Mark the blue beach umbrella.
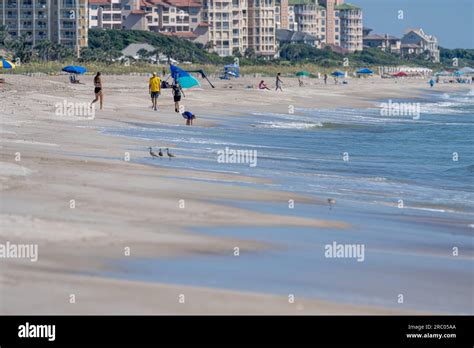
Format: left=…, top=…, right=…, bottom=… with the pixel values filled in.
left=170, top=64, right=201, bottom=89
left=0, top=58, right=15, bottom=69
left=331, top=71, right=345, bottom=77
left=356, top=68, right=373, bottom=74
left=62, top=65, right=87, bottom=75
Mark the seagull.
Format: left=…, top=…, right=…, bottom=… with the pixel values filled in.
left=149, top=147, right=160, bottom=159
left=166, top=148, right=175, bottom=159
left=158, top=148, right=163, bottom=157
left=327, top=198, right=336, bottom=210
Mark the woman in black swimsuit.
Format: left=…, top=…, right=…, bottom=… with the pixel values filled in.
left=91, top=72, right=103, bottom=110
left=172, top=82, right=185, bottom=113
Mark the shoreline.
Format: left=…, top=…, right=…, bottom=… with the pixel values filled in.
left=1, top=75, right=472, bottom=314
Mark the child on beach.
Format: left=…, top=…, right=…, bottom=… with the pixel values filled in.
left=149, top=72, right=161, bottom=111
left=172, top=82, right=185, bottom=113
left=91, top=72, right=103, bottom=110
left=182, top=111, right=196, bottom=126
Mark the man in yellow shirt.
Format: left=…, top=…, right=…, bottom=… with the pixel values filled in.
left=149, top=72, right=161, bottom=111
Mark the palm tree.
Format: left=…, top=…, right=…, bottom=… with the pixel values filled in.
left=137, top=48, right=150, bottom=62
left=35, top=40, right=53, bottom=61
left=150, top=48, right=161, bottom=64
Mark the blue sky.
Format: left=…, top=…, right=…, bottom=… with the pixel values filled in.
left=354, top=0, right=474, bottom=49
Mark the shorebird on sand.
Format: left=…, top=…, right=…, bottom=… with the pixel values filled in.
left=158, top=148, right=163, bottom=157
left=166, top=148, right=175, bottom=159
left=149, top=147, right=160, bottom=159
left=327, top=198, right=336, bottom=210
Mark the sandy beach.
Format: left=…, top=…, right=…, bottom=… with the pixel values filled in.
left=0, top=73, right=471, bottom=314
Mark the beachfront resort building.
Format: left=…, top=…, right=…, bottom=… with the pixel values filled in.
left=247, top=0, right=277, bottom=58
left=276, top=28, right=317, bottom=46
left=202, top=0, right=248, bottom=56
left=204, top=0, right=277, bottom=58
left=401, top=28, right=440, bottom=63
left=275, top=0, right=362, bottom=52
left=107, top=1, right=208, bottom=44
left=289, top=0, right=325, bottom=46
left=335, top=1, right=362, bottom=51
left=89, top=0, right=123, bottom=29
left=363, top=28, right=401, bottom=53
left=1, top=0, right=89, bottom=55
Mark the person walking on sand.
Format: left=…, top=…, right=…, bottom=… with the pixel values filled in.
left=276, top=73, right=283, bottom=91
left=91, top=72, right=103, bottom=110
left=324, top=73, right=328, bottom=85
left=182, top=111, right=196, bottom=126
left=172, top=82, right=184, bottom=113
left=149, top=72, right=161, bottom=111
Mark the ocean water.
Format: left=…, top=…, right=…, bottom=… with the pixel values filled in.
left=104, top=88, right=474, bottom=214
left=99, top=89, right=474, bottom=313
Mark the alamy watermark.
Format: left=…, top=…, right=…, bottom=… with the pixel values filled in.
left=0, top=241, right=38, bottom=262
left=325, top=241, right=365, bottom=262
left=217, top=147, right=257, bottom=167
left=380, top=100, right=420, bottom=120
left=55, top=100, right=95, bottom=120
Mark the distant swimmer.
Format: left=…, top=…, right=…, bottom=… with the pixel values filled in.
left=166, top=148, right=175, bottom=159
left=149, top=72, right=161, bottom=111
left=149, top=147, right=160, bottom=159
left=327, top=198, right=336, bottom=210
left=182, top=111, right=196, bottom=126
left=91, top=72, right=103, bottom=110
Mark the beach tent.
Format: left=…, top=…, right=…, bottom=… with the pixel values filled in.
left=62, top=65, right=87, bottom=74
left=356, top=68, right=373, bottom=74
left=394, top=71, right=408, bottom=77
left=296, top=71, right=310, bottom=77
left=223, top=63, right=240, bottom=78
left=170, top=64, right=201, bottom=89
left=0, top=59, right=15, bottom=69
left=457, top=67, right=474, bottom=74
left=434, top=71, right=452, bottom=77
left=331, top=71, right=345, bottom=77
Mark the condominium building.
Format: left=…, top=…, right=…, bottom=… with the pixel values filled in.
left=247, top=0, right=276, bottom=57
left=203, top=0, right=248, bottom=57
left=1, top=0, right=88, bottom=55
left=290, top=0, right=325, bottom=45
left=318, top=0, right=338, bottom=46
left=1, top=0, right=52, bottom=44
left=277, top=0, right=288, bottom=29
left=276, top=0, right=362, bottom=52
left=89, top=0, right=122, bottom=29
left=335, top=1, right=362, bottom=51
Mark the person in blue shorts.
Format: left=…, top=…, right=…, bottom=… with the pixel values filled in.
left=182, top=111, right=196, bottom=126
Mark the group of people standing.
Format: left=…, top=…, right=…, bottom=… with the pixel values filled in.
left=90, top=71, right=196, bottom=126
